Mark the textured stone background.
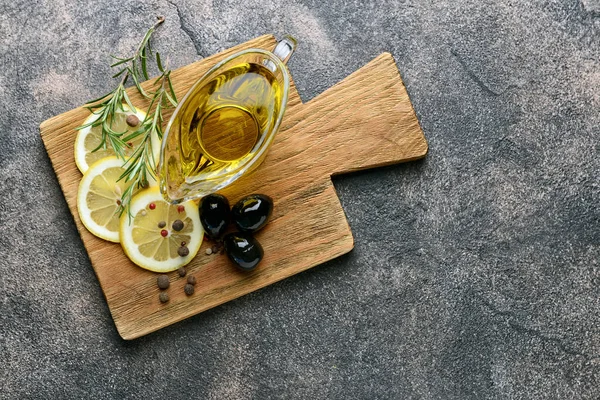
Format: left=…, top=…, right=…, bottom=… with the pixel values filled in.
left=1, top=0, right=599, bottom=398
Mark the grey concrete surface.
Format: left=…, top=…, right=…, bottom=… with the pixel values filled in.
left=1, top=0, right=599, bottom=398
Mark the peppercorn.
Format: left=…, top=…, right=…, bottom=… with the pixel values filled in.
left=178, top=246, right=189, bottom=257
left=159, top=292, right=169, bottom=303
left=205, top=248, right=212, bottom=255
left=187, top=275, right=196, bottom=285
left=157, top=274, right=170, bottom=289
left=177, top=267, right=187, bottom=277
left=172, top=219, right=184, bottom=231
left=184, top=283, right=194, bottom=296
left=126, top=114, right=140, bottom=127
left=158, top=221, right=166, bottom=228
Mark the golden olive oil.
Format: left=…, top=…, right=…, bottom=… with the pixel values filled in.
left=162, top=62, right=282, bottom=199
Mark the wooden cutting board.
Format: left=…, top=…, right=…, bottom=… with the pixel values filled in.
left=40, top=35, right=427, bottom=339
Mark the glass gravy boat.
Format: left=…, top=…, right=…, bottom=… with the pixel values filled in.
left=159, top=36, right=297, bottom=203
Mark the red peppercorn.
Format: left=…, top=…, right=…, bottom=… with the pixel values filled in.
left=149, top=203, right=156, bottom=210
left=160, top=229, right=168, bottom=237
left=177, top=205, right=185, bottom=213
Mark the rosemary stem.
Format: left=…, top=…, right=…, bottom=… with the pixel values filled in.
left=119, top=16, right=165, bottom=88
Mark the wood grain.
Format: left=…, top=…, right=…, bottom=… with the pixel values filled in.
left=40, top=35, right=427, bottom=339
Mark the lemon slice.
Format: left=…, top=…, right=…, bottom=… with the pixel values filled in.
left=77, top=156, right=143, bottom=242
left=120, top=187, right=203, bottom=272
left=74, top=105, right=160, bottom=174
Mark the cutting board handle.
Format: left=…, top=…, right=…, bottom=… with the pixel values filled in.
left=277, top=53, right=427, bottom=179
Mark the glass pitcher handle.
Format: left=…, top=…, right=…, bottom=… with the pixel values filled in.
left=272, top=36, right=297, bottom=65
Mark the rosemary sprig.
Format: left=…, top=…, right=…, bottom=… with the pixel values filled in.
left=118, top=54, right=178, bottom=215
left=74, top=16, right=165, bottom=156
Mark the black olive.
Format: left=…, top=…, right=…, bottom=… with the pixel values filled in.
left=199, top=193, right=231, bottom=239
left=223, top=232, right=264, bottom=271
left=232, top=194, right=273, bottom=233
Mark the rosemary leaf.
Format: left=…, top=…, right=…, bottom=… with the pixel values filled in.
left=167, top=73, right=178, bottom=103
left=110, top=58, right=133, bottom=68
left=165, top=91, right=178, bottom=108
left=112, top=68, right=127, bottom=79
left=141, top=47, right=149, bottom=80
left=122, top=90, right=137, bottom=115
left=130, top=71, right=148, bottom=98
left=85, top=91, right=112, bottom=105
left=156, top=52, right=164, bottom=73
